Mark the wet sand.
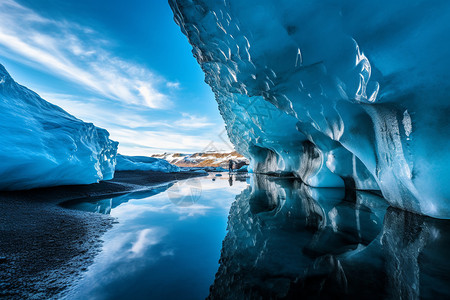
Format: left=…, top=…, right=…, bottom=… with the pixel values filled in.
left=0, top=171, right=204, bottom=299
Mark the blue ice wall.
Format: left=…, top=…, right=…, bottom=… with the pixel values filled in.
left=0, top=64, right=118, bottom=190
left=170, top=0, right=450, bottom=218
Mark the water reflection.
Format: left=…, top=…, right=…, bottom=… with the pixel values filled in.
left=209, top=175, right=450, bottom=299
left=61, top=183, right=174, bottom=214
left=63, top=173, right=450, bottom=299
left=64, top=173, right=249, bottom=300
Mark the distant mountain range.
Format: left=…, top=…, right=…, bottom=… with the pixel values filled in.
left=152, top=151, right=249, bottom=169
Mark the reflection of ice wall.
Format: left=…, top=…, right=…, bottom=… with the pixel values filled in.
left=209, top=174, right=450, bottom=298
left=209, top=174, right=387, bottom=299
left=0, top=64, right=118, bottom=190
left=170, top=0, right=450, bottom=218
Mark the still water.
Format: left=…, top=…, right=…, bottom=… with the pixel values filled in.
left=64, top=173, right=450, bottom=299
left=63, top=173, right=249, bottom=300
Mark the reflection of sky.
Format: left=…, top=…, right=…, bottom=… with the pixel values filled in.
left=66, top=174, right=249, bottom=300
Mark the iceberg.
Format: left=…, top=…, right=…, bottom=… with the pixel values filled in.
left=170, top=0, right=450, bottom=218
left=116, top=154, right=180, bottom=172
left=0, top=64, right=118, bottom=190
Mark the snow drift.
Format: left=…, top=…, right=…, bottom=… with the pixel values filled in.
left=0, top=64, right=118, bottom=190
left=116, top=154, right=180, bottom=172
left=170, top=0, right=450, bottom=218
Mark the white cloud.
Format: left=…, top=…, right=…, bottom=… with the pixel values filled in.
left=38, top=92, right=230, bottom=154
left=174, top=113, right=215, bottom=129
left=166, top=81, right=180, bottom=89
left=42, top=92, right=220, bottom=129
left=39, top=93, right=168, bottom=128
left=112, top=128, right=231, bottom=154
left=0, top=1, right=234, bottom=154
left=137, top=84, right=169, bottom=109
left=0, top=0, right=175, bottom=109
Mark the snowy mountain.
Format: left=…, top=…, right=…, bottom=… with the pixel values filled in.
left=152, top=151, right=249, bottom=169
left=0, top=64, right=118, bottom=190
left=171, top=0, right=450, bottom=218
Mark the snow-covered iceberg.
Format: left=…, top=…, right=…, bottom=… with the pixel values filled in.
left=170, top=0, right=450, bottom=218
left=116, top=154, right=180, bottom=172
left=0, top=64, right=118, bottom=190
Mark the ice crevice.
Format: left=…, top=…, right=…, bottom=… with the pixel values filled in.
left=170, top=0, right=450, bottom=218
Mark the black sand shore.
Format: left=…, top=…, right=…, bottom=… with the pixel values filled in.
left=0, top=171, right=204, bottom=299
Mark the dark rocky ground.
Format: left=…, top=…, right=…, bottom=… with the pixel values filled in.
left=0, top=171, right=204, bottom=299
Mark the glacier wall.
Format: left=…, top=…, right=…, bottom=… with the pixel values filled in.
left=170, top=0, right=450, bottom=218
left=0, top=64, right=118, bottom=190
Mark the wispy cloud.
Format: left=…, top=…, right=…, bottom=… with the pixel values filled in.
left=130, top=228, right=163, bottom=257
left=166, top=81, right=180, bottom=89
left=40, top=92, right=230, bottom=154
left=111, top=128, right=231, bottom=154
left=0, top=0, right=176, bottom=109
left=0, top=0, right=233, bottom=155
left=42, top=92, right=218, bottom=131
left=174, top=113, right=215, bottom=129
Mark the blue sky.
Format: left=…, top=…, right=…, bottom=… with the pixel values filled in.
left=0, top=0, right=233, bottom=155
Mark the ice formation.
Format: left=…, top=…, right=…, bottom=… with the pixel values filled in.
left=170, top=0, right=450, bottom=218
left=209, top=174, right=448, bottom=298
left=116, top=154, right=180, bottom=172
left=0, top=64, right=118, bottom=190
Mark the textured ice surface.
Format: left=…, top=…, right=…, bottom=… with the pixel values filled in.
left=116, top=154, right=180, bottom=172
left=0, top=64, right=118, bottom=190
left=170, top=0, right=450, bottom=218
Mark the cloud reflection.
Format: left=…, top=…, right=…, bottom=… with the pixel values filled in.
left=130, top=228, right=163, bottom=258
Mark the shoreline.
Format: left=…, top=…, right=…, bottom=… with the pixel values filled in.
left=0, top=171, right=205, bottom=299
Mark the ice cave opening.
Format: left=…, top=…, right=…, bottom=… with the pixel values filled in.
left=169, top=0, right=450, bottom=219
